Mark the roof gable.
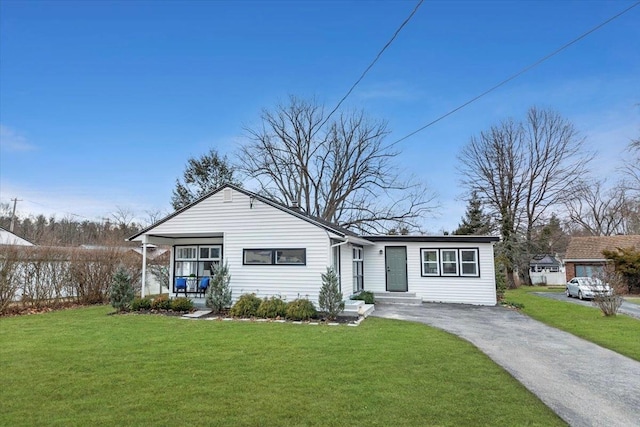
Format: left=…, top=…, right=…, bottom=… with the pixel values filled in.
left=129, top=184, right=350, bottom=240
left=565, top=235, right=640, bottom=260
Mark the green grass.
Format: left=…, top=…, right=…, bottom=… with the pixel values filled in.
left=505, top=287, right=640, bottom=361
left=0, top=306, right=563, bottom=426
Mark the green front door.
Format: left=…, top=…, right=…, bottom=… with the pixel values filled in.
left=385, top=246, right=408, bottom=292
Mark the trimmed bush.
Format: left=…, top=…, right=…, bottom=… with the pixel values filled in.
left=151, top=294, right=171, bottom=310
left=131, top=297, right=152, bottom=311
left=230, top=293, right=262, bottom=318
left=109, top=267, right=134, bottom=312
left=350, top=291, right=375, bottom=305
left=319, top=268, right=344, bottom=320
left=256, top=296, right=287, bottom=318
left=206, top=263, right=232, bottom=314
left=286, top=299, right=317, bottom=321
left=171, top=297, right=194, bottom=312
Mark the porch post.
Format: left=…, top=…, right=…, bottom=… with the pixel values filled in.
left=141, top=236, right=148, bottom=298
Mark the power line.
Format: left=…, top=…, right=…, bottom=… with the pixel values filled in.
left=318, top=0, right=424, bottom=130
left=390, top=0, right=640, bottom=146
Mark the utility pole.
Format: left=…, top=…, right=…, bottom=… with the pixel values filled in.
left=9, top=198, right=22, bottom=232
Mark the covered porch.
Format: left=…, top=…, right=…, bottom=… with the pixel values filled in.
left=134, top=232, right=224, bottom=298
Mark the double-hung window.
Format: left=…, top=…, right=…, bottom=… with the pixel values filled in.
left=441, top=250, right=458, bottom=276
left=460, top=249, right=479, bottom=276
left=421, top=249, right=439, bottom=276
left=420, top=248, right=480, bottom=277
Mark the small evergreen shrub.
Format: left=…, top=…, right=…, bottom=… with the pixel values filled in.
left=230, top=293, right=262, bottom=317
left=131, top=297, right=152, bottom=311
left=256, top=296, right=287, bottom=318
left=109, top=267, right=134, bottom=312
left=286, top=298, right=317, bottom=321
left=206, top=262, right=232, bottom=314
left=151, top=294, right=171, bottom=310
left=350, top=291, right=375, bottom=305
left=319, top=268, right=344, bottom=320
left=171, top=297, right=194, bottom=312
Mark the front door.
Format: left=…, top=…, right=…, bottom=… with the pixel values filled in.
left=385, top=246, right=408, bottom=292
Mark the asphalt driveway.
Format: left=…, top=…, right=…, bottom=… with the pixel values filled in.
left=534, top=292, right=640, bottom=319
left=372, top=303, right=640, bottom=427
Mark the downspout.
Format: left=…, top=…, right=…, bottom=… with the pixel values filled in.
left=141, top=236, right=148, bottom=298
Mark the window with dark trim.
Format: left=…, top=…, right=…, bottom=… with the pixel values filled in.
left=460, top=249, right=479, bottom=276
left=419, top=248, right=480, bottom=278
left=441, top=250, right=458, bottom=276
left=353, top=246, right=364, bottom=292
left=243, top=248, right=306, bottom=265
left=173, top=244, right=222, bottom=293
left=421, top=249, right=439, bottom=276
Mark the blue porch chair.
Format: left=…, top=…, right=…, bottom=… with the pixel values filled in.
left=198, top=277, right=210, bottom=297
left=175, top=277, right=188, bottom=296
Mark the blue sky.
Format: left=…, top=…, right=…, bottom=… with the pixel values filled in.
left=1, top=0, right=639, bottom=233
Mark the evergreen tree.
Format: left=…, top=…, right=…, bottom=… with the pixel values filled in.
left=318, top=267, right=344, bottom=320
left=109, top=267, right=134, bottom=312
left=453, top=192, right=491, bottom=235
left=171, top=149, right=241, bottom=210
left=205, top=263, right=232, bottom=314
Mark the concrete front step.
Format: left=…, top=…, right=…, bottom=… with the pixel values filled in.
left=373, top=292, right=422, bottom=305
left=342, top=300, right=375, bottom=318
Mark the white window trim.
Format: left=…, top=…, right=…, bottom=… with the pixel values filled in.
left=440, top=249, right=459, bottom=276
left=460, top=249, right=479, bottom=277
left=176, top=246, right=197, bottom=261
left=199, top=245, right=222, bottom=261
left=421, top=249, right=440, bottom=276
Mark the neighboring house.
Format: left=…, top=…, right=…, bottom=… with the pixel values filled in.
left=0, top=227, right=35, bottom=246
left=564, top=235, right=640, bottom=282
left=530, top=254, right=561, bottom=273
left=129, top=185, right=499, bottom=306
left=529, top=254, right=565, bottom=285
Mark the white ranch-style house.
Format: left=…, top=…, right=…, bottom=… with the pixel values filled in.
left=129, top=185, right=499, bottom=306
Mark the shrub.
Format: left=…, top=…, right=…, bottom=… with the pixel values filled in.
left=350, top=290, right=375, bottom=305
left=230, top=293, right=262, bottom=317
left=206, top=263, right=232, bottom=314
left=256, top=296, right=287, bottom=318
left=495, top=261, right=507, bottom=301
left=151, top=294, right=171, bottom=310
left=171, top=297, right=194, bottom=312
left=109, top=267, right=135, bottom=312
left=319, top=268, right=344, bottom=320
left=286, top=298, right=317, bottom=321
left=131, top=297, right=152, bottom=311
left=592, top=267, right=625, bottom=316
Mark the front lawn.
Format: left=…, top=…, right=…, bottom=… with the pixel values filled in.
left=505, top=287, right=640, bottom=361
left=0, top=306, right=563, bottom=426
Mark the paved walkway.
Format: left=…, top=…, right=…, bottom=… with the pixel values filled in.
left=372, top=303, right=640, bottom=427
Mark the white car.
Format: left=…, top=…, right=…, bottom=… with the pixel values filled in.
left=566, top=277, right=613, bottom=300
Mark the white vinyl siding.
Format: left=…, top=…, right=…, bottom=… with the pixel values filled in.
left=364, top=241, right=496, bottom=306
left=153, top=189, right=336, bottom=304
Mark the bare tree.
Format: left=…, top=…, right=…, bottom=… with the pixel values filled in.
left=111, top=206, right=136, bottom=230
left=239, top=96, right=437, bottom=233
left=565, top=180, right=631, bottom=236
left=458, top=107, right=591, bottom=288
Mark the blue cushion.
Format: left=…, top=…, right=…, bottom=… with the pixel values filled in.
left=199, top=277, right=210, bottom=289
left=176, top=278, right=187, bottom=289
